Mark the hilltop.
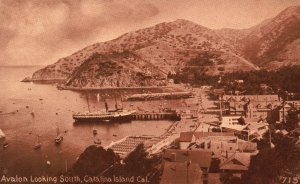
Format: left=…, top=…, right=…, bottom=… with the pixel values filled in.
left=31, top=6, right=300, bottom=88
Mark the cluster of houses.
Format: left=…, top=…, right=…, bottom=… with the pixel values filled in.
left=159, top=94, right=300, bottom=184
left=221, top=95, right=300, bottom=124
left=160, top=132, right=258, bottom=184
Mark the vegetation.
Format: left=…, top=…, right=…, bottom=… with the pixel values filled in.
left=187, top=51, right=221, bottom=66
left=169, top=66, right=300, bottom=94
left=71, top=144, right=161, bottom=184
left=241, top=134, right=300, bottom=184
left=72, top=146, right=120, bottom=176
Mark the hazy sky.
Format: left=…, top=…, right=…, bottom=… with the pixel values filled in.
left=0, top=0, right=299, bottom=66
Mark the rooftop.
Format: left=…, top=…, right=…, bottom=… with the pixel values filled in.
left=163, top=149, right=212, bottom=168
left=219, top=152, right=252, bottom=171
left=179, top=132, right=235, bottom=142
left=160, top=162, right=202, bottom=184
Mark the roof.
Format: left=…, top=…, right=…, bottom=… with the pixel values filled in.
left=163, top=149, right=212, bottom=168
left=208, top=173, right=221, bottom=184
left=244, top=122, right=268, bottom=131
left=160, top=162, right=202, bottom=184
left=179, top=132, right=235, bottom=142
left=179, top=132, right=195, bottom=142
left=237, top=141, right=257, bottom=152
left=219, top=153, right=252, bottom=171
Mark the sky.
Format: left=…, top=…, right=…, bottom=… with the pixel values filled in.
left=0, top=0, right=299, bottom=66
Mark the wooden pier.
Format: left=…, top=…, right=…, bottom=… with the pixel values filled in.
left=132, top=112, right=181, bottom=121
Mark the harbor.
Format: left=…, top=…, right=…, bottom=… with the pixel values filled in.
left=106, top=89, right=215, bottom=158
left=0, top=66, right=182, bottom=177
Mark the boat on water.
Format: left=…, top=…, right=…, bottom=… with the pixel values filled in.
left=55, top=135, right=63, bottom=145
left=93, top=128, right=98, bottom=135
left=3, top=142, right=8, bottom=149
left=34, top=136, right=42, bottom=150
left=94, top=138, right=101, bottom=145
left=73, top=109, right=136, bottom=123
left=55, top=127, right=63, bottom=145
left=0, top=129, right=5, bottom=139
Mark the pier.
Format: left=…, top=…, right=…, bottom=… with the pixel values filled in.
left=132, top=112, right=181, bottom=121
left=126, top=92, right=194, bottom=101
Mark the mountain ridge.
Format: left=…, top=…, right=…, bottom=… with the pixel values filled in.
left=31, top=6, right=300, bottom=88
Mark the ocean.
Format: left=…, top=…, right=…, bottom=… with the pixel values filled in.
left=0, top=66, right=176, bottom=177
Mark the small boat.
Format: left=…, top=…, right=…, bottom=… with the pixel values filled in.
left=55, top=127, right=63, bottom=145
left=113, top=134, right=117, bottom=137
left=55, top=135, right=63, bottom=145
left=3, top=142, right=8, bottom=149
left=0, top=129, right=5, bottom=139
left=93, top=128, right=97, bottom=135
left=34, top=136, right=42, bottom=150
left=46, top=160, right=51, bottom=166
left=94, top=138, right=101, bottom=145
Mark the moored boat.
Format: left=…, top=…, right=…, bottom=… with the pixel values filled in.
left=93, top=128, right=98, bottom=135
left=0, top=129, right=5, bottom=139
left=3, top=142, right=8, bottom=149
left=55, top=127, right=63, bottom=145
left=73, top=109, right=136, bottom=123
left=34, top=135, right=41, bottom=150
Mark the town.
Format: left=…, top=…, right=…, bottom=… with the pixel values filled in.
left=71, top=81, right=300, bottom=184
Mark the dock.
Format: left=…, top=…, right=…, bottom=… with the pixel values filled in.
left=126, top=92, right=194, bottom=101
left=132, top=112, right=181, bottom=121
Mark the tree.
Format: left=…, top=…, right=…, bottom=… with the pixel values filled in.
left=72, top=146, right=119, bottom=176
left=242, top=135, right=300, bottom=184
left=123, top=144, right=157, bottom=175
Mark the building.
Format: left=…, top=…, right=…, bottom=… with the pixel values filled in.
left=241, top=121, right=269, bottom=140
left=223, top=95, right=279, bottom=102
left=278, top=103, right=292, bottom=122
left=287, top=101, right=300, bottom=110
left=221, top=116, right=246, bottom=131
left=219, top=152, right=253, bottom=177
left=178, top=132, right=235, bottom=150
left=162, top=149, right=212, bottom=184
left=160, top=162, right=202, bottom=184
left=223, top=100, right=279, bottom=119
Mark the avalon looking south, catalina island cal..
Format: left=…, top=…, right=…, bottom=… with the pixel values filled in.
left=1, top=0, right=300, bottom=184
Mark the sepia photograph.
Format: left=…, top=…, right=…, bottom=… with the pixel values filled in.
left=0, top=0, right=300, bottom=183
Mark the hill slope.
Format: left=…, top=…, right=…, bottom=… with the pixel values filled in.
left=240, top=6, right=300, bottom=69
left=31, top=6, right=300, bottom=88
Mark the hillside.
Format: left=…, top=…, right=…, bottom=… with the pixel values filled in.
left=31, top=6, right=300, bottom=88
left=241, top=6, right=300, bottom=69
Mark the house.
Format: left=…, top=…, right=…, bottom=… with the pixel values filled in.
left=223, top=98, right=280, bottom=120
left=162, top=149, right=212, bottom=183
left=190, top=136, right=257, bottom=158
left=287, top=101, right=300, bottom=110
left=178, top=132, right=235, bottom=149
left=234, top=80, right=244, bottom=84
left=241, top=121, right=269, bottom=140
left=223, top=95, right=279, bottom=102
left=207, top=173, right=221, bottom=184
left=219, top=152, right=253, bottom=177
left=160, top=162, right=202, bottom=184
left=278, top=103, right=292, bottom=122
left=221, top=116, right=246, bottom=131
